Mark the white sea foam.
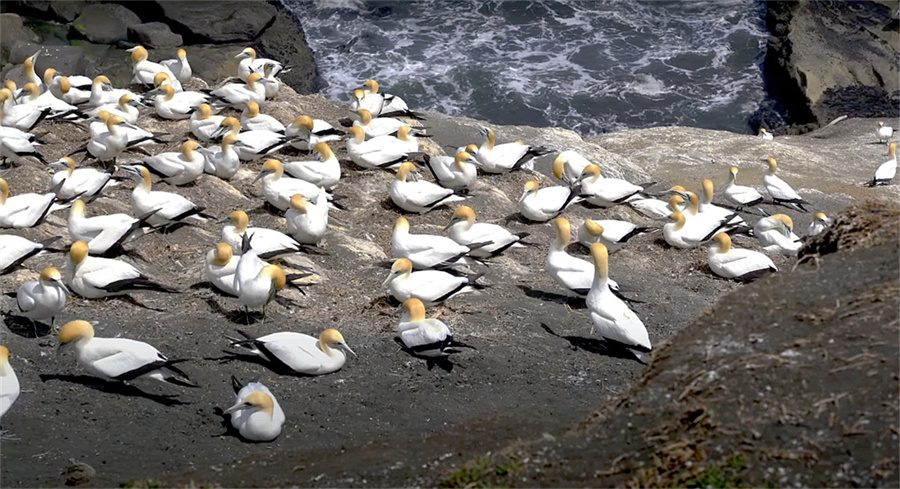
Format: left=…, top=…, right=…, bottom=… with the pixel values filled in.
left=284, top=0, right=767, bottom=135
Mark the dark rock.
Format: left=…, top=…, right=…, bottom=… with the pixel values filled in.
left=764, top=0, right=900, bottom=127
left=256, top=3, right=317, bottom=94
left=72, top=3, right=141, bottom=44
left=158, top=0, right=276, bottom=43
left=128, top=22, right=183, bottom=49
left=1, top=13, right=39, bottom=63
left=27, top=44, right=86, bottom=77
left=50, top=0, right=89, bottom=22
left=62, top=458, right=95, bottom=486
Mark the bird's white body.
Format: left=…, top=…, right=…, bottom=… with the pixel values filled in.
left=0, top=187, right=56, bottom=229
left=231, top=130, right=287, bottom=160
left=154, top=90, right=210, bottom=120
left=576, top=219, right=647, bottom=253
left=0, top=351, right=19, bottom=418
left=205, top=248, right=239, bottom=296
left=223, top=225, right=303, bottom=259
left=552, top=151, right=593, bottom=184
left=233, top=250, right=279, bottom=309
left=16, top=274, right=67, bottom=323
left=160, top=54, right=192, bottom=84
left=578, top=174, right=643, bottom=208
left=191, top=111, right=225, bottom=142
left=447, top=218, right=524, bottom=258
left=346, top=130, right=413, bottom=170
left=423, top=152, right=478, bottom=191
left=807, top=214, right=833, bottom=237
left=0, top=131, right=43, bottom=164
left=211, top=80, right=266, bottom=109
left=0, top=234, right=50, bottom=273
left=723, top=173, right=764, bottom=209
left=260, top=171, right=324, bottom=212
left=285, top=118, right=342, bottom=151
left=518, top=185, right=579, bottom=222
left=68, top=206, right=148, bottom=255
left=64, top=333, right=181, bottom=382
left=283, top=150, right=341, bottom=189
left=392, top=221, right=476, bottom=269
left=65, top=254, right=149, bottom=299
left=398, top=317, right=455, bottom=358
left=873, top=149, right=897, bottom=185
left=627, top=197, right=672, bottom=220
left=199, top=140, right=241, bottom=179
left=285, top=193, right=328, bottom=245
left=586, top=245, right=650, bottom=351
left=390, top=164, right=465, bottom=214
left=707, top=238, right=777, bottom=280
left=385, top=268, right=474, bottom=307
left=226, top=382, right=285, bottom=442
left=241, top=111, right=285, bottom=133
left=128, top=168, right=205, bottom=227
left=876, top=123, right=893, bottom=143
left=754, top=216, right=802, bottom=255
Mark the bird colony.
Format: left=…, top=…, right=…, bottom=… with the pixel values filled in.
left=0, top=46, right=895, bottom=442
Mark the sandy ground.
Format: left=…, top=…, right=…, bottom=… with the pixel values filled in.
left=0, top=87, right=893, bottom=486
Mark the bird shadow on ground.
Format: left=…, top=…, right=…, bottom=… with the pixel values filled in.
left=391, top=338, right=457, bottom=373
left=205, top=298, right=266, bottom=325
left=210, top=351, right=315, bottom=378
left=540, top=323, right=646, bottom=364
left=517, top=286, right=587, bottom=309
left=3, top=314, right=52, bottom=339
left=39, top=374, right=190, bottom=406
left=501, top=212, right=536, bottom=226
left=113, top=295, right=169, bottom=312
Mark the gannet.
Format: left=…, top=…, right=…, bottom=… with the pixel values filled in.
left=285, top=193, right=328, bottom=245
left=351, top=80, right=420, bottom=119
left=574, top=165, right=644, bottom=207
left=255, top=159, right=326, bottom=211
left=758, top=128, right=773, bottom=141
left=0, top=88, right=52, bottom=131
left=0, top=234, right=58, bottom=274
left=707, top=233, right=777, bottom=281
left=68, top=199, right=155, bottom=256
left=397, top=298, right=466, bottom=359
left=86, top=75, right=140, bottom=108
left=445, top=205, right=527, bottom=258
left=190, top=104, right=225, bottom=142
left=576, top=219, right=651, bottom=253
left=84, top=110, right=162, bottom=152
left=123, top=165, right=208, bottom=228
left=346, top=126, right=415, bottom=170
left=226, top=328, right=355, bottom=375
left=128, top=45, right=181, bottom=90
left=87, top=94, right=140, bottom=125
left=234, top=255, right=286, bottom=318
left=65, top=241, right=178, bottom=298
left=0, top=178, right=59, bottom=229
left=284, top=115, right=344, bottom=151
left=236, top=47, right=283, bottom=83
left=159, top=48, right=192, bottom=84
left=58, top=320, right=195, bottom=386
left=586, top=243, right=651, bottom=354
left=225, top=378, right=285, bottom=442
left=390, top=162, right=466, bottom=214
left=353, top=108, right=409, bottom=138
left=627, top=197, right=672, bottom=220
left=15, top=266, right=68, bottom=329
left=723, top=166, right=764, bottom=210
left=213, top=117, right=288, bottom=161
left=664, top=212, right=719, bottom=249
left=222, top=210, right=307, bottom=259
left=517, top=180, right=582, bottom=222
left=22, top=51, right=42, bottom=90
left=699, top=179, right=746, bottom=228
left=764, top=158, right=808, bottom=212
left=868, top=141, right=897, bottom=186
left=545, top=217, right=631, bottom=299
left=552, top=151, right=593, bottom=185
left=141, top=140, right=205, bottom=186
left=423, top=150, right=478, bottom=191
left=205, top=243, right=240, bottom=296
left=0, top=346, right=18, bottom=418
left=807, top=212, right=833, bottom=238
left=240, top=101, right=285, bottom=133
left=392, top=216, right=485, bottom=269
left=18, top=82, right=82, bottom=116
left=45, top=70, right=90, bottom=105
left=754, top=214, right=802, bottom=255
left=877, top=121, right=894, bottom=144
left=47, top=157, right=113, bottom=201
left=210, top=73, right=267, bottom=109
left=283, top=142, right=341, bottom=189
left=84, top=114, right=129, bottom=163
left=153, top=84, right=210, bottom=120
left=475, top=127, right=549, bottom=173
left=383, top=258, right=482, bottom=306
left=0, top=126, right=46, bottom=164
left=261, top=62, right=281, bottom=99
left=199, top=134, right=242, bottom=179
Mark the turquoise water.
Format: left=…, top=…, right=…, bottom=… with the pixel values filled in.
left=286, top=0, right=768, bottom=135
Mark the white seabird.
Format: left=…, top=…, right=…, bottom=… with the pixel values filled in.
left=754, top=214, right=802, bottom=256
left=392, top=216, right=485, bottom=269
left=707, top=232, right=777, bottom=282
left=240, top=101, right=285, bottom=133
left=153, top=84, right=210, bottom=120
left=576, top=218, right=651, bottom=253
left=573, top=164, right=644, bottom=207
left=0, top=346, right=19, bottom=418
left=199, top=134, right=242, bottom=179
left=210, top=73, right=267, bottom=110
left=552, top=151, right=593, bottom=185
left=68, top=199, right=155, bottom=256
left=65, top=241, right=178, bottom=299
left=390, top=162, right=466, bottom=214
left=284, top=115, right=344, bottom=152
left=205, top=243, right=240, bottom=296
left=15, top=266, right=69, bottom=329
left=236, top=47, right=283, bottom=83
left=222, top=210, right=309, bottom=259
left=233, top=248, right=286, bottom=318
left=57, top=320, right=195, bottom=386
left=868, top=141, right=897, bottom=187
left=226, top=328, right=355, bottom=375
left=0, top=234, right=59, bottom=274
left=141, top=140, right=205, bottom=186
left=807, top=212, right=833, bottom=238
left=764, top=158, right=808, bottom=212
left=0, top=177, right=59, bottom=229
left=225, top=378, right=285, bottom=442
left=190, top=103, right=225, bottom=142
left=346, top=126, right=415, bottom=170
left=285, top=193, right=329, bottom=246
left=475, top=126, right=549, bottom=173
left=159, top=48, right=192, bottom=84
left=214, top=117, right=288, bottom=161
left=876, top=121, right=894, bottom=144
left=423, top=149, right=478, bottom=191
left=545, top=217, right=631, bottom=300
left=255, top=159, right=327, bottom=211
left=586, top=242, right=651, bottom=355
left=758, top=128, right=773, bottom=141
left=383, top=258, right=482, bottom=306
left=283, top=142, right=341, bottom=189
left=128, top=45, right=181, bottom=90
left=123, top=165, right=208, bottom=228
left=517, top=180, right=582, bottom=222
left=397, top=298, right=467, bottom=359
left=445, top=205, right=528, bottom=258
left=723, top=166, right=765, bottom=211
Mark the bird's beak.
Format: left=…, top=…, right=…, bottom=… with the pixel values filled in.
left=252, top=170, right=271, bottom=184
left=340, top=342, right=357, bottom=358
left=223, top=402, right=250, bottom=415
left=443, top=217, right=460, bottom=230
left=381, top=271, right=397, bottom=286
left=56, top=278, right=72, bottom=295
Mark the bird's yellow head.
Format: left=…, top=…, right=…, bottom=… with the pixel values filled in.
left=58, top=320, right=94, bottom=345
left=289, top=194, right=308, bottom=213
left=229, top=210, right=249, bottom=233
left=69, top=241, right=90, bottom=265
left=213, top=243, right=233, bottom=266
left=402, top=298, right=426, bottom=322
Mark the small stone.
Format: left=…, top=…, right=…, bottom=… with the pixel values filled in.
left=62, top=458, right=95, bottom=486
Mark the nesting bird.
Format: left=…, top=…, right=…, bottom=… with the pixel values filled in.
left=15, top=266, right=69, bottom=331
left=65, top=241, right=179, bottom=299
left=227, top=328, right=355, bottom=375
left=383, top=258, right=483, bottom=306
left=517, top=180, right=581, bottom=222
left=764, top=158, right=808, bottom=212
left=706, top=233, right=776, bottom=281
left=397, top=298, right=469, bottom=360
left=0, top=346, right=19, bottom=418
left=390, top=162, right=466, bottom=214
left=224, top=378, right=285, bottom=442
left=445, top=206, right=528, bottom=258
